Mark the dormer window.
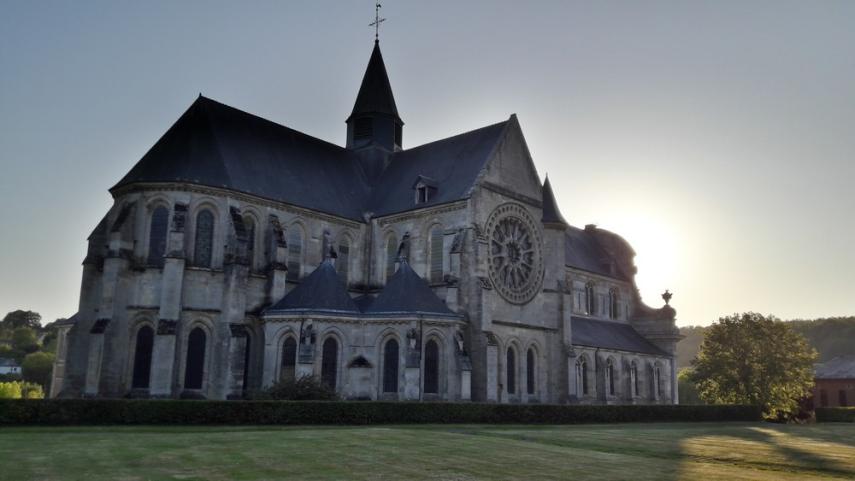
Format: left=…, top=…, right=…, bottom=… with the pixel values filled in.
left=412, top=175, right=438, bottom=205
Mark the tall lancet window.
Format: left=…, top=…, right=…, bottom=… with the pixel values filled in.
left=385, top=233, right=398, bottom=281
left=244, top=216, right=256, bottom=270
left=280, top=337, right=296, bottom=383
left=184, top=327, right=207, bottom=390
left=609, top=288, right=620, bottom=319
left=382, top=339, right=399, bottom=393
left=321, top=337, right=338, bottom=390
left=337, top=238, right=350, bottom=284
left=506, top=348, right=517, bottom=394
left=429, top=226, right=443, bottom=284
left=194, top=210, right=214, bottom=268
left=147, top=206, right=169, bottom=267
left=585, top=282, right=596, bottom=315
left=424, top=340, right=439, bottom=394
left=131, top=325, right=154, bottom=389
left=526, top=348, right=536, bottom=395
left=287, top=226, right=303, bottom=281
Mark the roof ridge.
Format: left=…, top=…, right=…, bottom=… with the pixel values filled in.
left=399, top=118, right=510, bottom=154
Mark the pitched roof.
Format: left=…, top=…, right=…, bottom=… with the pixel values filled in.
left=368, top=120, right=509, bottom=216
left=815, top=355, right=855, bottom=379
left=565, top=226, right=623, bottom=279
left=112, top=96, right=372, bottom=221
left=541, top=176, right=568, bottom=226
left=348, top=41, right=401, bottom=122
left=571, top=317, right=668, bottom=356
left=365, top=261, right=459, bottom=317
left=266, top=260, right=360, bottom=315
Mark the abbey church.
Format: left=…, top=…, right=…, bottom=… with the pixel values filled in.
left=51, top=39, right=682, bottom=404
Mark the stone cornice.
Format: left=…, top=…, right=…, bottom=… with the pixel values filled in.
left=492, top=320, right=558, bottom=332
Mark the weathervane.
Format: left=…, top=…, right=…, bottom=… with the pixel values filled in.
left=369, top=1, right=386, bottom=41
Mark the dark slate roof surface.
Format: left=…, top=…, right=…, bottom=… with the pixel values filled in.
left=267, top=261, right=360, bottom=314
left=112, top=97, right=372, bottom=221
left=565, top=226, right=622, bottom=279
left=815, top=355, right=855, bottom=379
left=348, top=41, right=401, bottom=122
left=571, top=317, right=667, bottom=356
left=365, top=261, right=459, bottom=317
left=367, top=120, right=508, bottom=216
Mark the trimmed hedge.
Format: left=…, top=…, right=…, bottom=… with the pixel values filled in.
left=0, top=400, right=761, bottom=426
left=815, top=407, right=855, bottom=423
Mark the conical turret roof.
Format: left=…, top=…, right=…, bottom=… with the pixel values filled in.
left=541, top=176, right=568, bottom=226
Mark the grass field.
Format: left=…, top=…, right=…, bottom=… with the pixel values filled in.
left=0, top=422, right=852, bottom=480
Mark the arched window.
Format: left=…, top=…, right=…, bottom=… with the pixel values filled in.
left=606, top=359, right=615, bottom=396
left=194, top=210, right=215, bottom=268
left=280, top=337, right=297, bottom=382
left=429, top=226, right=443, bottom=284
left=585, top=282, right=596, bottom=315
left=576, top=357, right=589, bottom=395
left=184, top=327, right=207, bottom=390
left=131, top=325, right=154, bottom=389
left=382, top=339, right=399, bottom=393
left=287, top=225, right=303, bottom=281
left=147, top=206, right=169, bottom=267
left=630, top=361, right=639, bottom=398
left=506, top=348, right=517, bottom=394
left=526, top=348, right=536, bottom=395
left=321, top=337, right=338, bottom=390
left=337, top=237, right=350, bottom=284
left=241, top=332, right=252, bottom=395
left=609, top=288, right=620, bottom=319
left=385, top=233, right=398, bottom=281
left=424, top=339, right=439, bottom=394
left=244, top=216, right=256, bottom=270
left=653, top=364, right=661, bottom=400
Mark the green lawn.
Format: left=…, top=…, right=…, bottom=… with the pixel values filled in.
left=0, top=423, right=853, bottom=480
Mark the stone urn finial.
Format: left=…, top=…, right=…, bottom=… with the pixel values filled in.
left=662, top=290, right=673, bottom=306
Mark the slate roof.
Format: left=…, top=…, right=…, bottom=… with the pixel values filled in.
left=266, top=260, right=360, bottom=315
left=565, top=226, right=619, bottom=278
left=348, top=41, right=401, bottom=122
left=0, top=358, right=19, bottom=367
left=368, top=120, right=509, bottom=216
left=364, top=261, right=460, bottom=318
left=541, top=177, right=568, bottom=226
left=112, top=96, right=372, bottom=221
left=571, top=317, right=668, bottom=356
left=815, top=355, right=855, bottom=379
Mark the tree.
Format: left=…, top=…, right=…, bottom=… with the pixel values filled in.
left=22, top=351, right=55, bottom=391
left=677, top=368, right=704, bottom=405
left=1, top=310, right=41, bottom=330
left=690, top=312, right=817, bottom=419
left=11, top=327, right=39, bottom=354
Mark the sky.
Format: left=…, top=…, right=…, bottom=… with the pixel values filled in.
left=1, top=1, right=853, bottom=327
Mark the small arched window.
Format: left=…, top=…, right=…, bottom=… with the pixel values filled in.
left=576, top=357, right=589, bottom=395
left=385, top=233, right=398, bottom=281
left=337, top=237, right=350, bottom=285
left=184, top=327, right=207, bottom=390
left=280, top=337, right=297, bottom=382
left=606, top=359, right=615, bottom=396
left=194, top=210, right=215, bottom=268
left=429, top=226, right=443, bottom=284
left=321, top=337, right=338, bottom=390
left=585, top=282, right=596, bottom=315
left=382, top=339, right=399, bottom=393
left=609, top=288, right=620, bottom=319
left=287, top=225, right=303, bottom=281
left=526, top=348, right=536, bottom=395
left=147, top=206, right=169, bottom=267
left=131, top=325, right=154, bottom=389
left=506, top=348, right=517, bottom=394
left=424, top=339, right=439, bottom=394
left=244, top=216, right=256, bottom=270
left=630, top=361, right=639, bottom=398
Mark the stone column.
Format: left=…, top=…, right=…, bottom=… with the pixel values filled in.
left=265, top=215, right=289, bottom=305
left=226, top=324, right=249, bottom=399
left=84, top=319, right=109, bottom=396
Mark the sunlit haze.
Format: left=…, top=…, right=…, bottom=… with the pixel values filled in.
left=1, top=1, right=853, bottom=326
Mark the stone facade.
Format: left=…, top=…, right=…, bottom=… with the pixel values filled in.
left=53, top=41, right=682, bottom=404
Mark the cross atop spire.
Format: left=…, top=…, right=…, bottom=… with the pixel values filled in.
left=369, top=1, right=386, bottom=41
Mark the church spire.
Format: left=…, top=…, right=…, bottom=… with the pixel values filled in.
left=346, top=40, right=403, bottom=153
left=541, top=176, right=568, bottom=227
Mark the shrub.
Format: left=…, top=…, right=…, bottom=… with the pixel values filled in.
left=0, top=381, right=44, bottom=399
left=0, top=400, right=762, bottom=426
left=250, top=375, right=339, bottom=401
left=815, top=407, right=855, bottom=423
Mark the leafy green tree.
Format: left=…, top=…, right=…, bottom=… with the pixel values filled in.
left=12, top=327, right=39, bottom=354
left=1, top=310, right=41, bottom=330
left=677, top=368, right=704, bottom=405
left=21, top=351, right=55, bottom=391
left=690, top=313, right=817, bottom=419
